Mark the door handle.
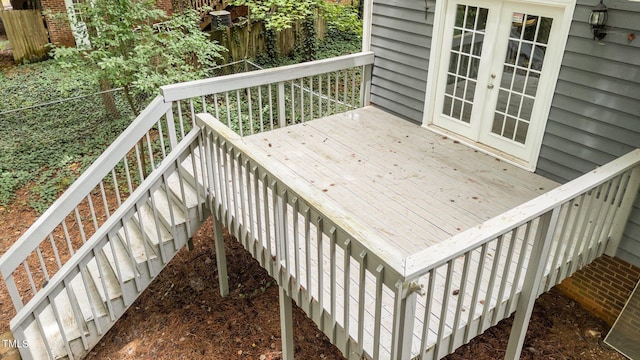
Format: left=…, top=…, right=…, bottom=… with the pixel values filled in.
left=488, top=73, right=497, bottom=89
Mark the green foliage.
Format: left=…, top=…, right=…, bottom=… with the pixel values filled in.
left=0, top=60, right=134, bottom=212
left=50, top=0, right=226, bottom=103
left=233, top=0, right=360, bottom=33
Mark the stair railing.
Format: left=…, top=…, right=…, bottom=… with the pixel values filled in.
left=10, top=129, right=204, bottom=360
left=0, top=96, right=191, bottom=311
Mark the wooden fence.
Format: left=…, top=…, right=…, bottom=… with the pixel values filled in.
left=0, top=9, right=49, bottom=64
left=211, top=16, right=327, bottom=64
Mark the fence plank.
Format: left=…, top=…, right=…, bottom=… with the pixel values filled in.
left=0, top=9, right=49, bottom=64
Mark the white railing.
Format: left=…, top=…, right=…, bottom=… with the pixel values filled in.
left=9, top=129, right=207, bottom=359
left=399, top=149, right=640, bottom=359
left=197, top=113, right=407, bottom=359
left=162, top=51, right=374, bottom=136
left=0, top=96, right=189, bottom=310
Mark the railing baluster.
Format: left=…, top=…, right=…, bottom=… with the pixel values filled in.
left=236, top=89, right=244, bottom=136
left=49, top=234, right=63, bottom=270
left=373, top=264, right=384, bottom=360
left=247, top=87, right=254, bottom=135
left=177, top=101, right=186, bottom=138
left=343, top=238, right=352, bottom=351
left=317, top=217, right=324, bottom=329
left=35, top=246, right=49, bottom=282
left=290, top=81, right=295, bottom=125
left=257, top=86, right=265, bottom=133
left=479, top=234, right=504, bottom=333
left=86, top=195, right=99, bottom=232
left=299, top=78, right=305, bottom=123
left=111, top=169, right=122, bottom=207
left=357, top=250, right=367, bottom=355
left=224, top=92, right=231, bottom=128
left=23, top=261, right=37, bottom=294
left=329, top=227, right=337, bottom=339
left=492, top=229, right=518, bottom=325
left=213, top=93, right=220, bottom=121
left=99, top=181, right=111, bottom=219
left=420, top=268, right=436, bottom=357
left=449, top=253, right=471, bottom=353
left=268, top=84, right=275, bottom=130
left=464, top=244, right=488, bottom=343
left=293, top=198, right=301, bottom=300
left=318, top=74, right=323, bottom=118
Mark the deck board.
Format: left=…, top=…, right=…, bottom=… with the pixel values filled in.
left=243, top=106, right=558, bottom=257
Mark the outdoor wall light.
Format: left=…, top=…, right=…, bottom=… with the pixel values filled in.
left=589, top=0, right=608, bottom=40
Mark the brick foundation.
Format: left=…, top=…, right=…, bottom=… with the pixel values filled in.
left=557, top=255, right=640, bottom=325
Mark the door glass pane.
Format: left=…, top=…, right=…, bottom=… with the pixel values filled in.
left=442, top=5, right=489, bottom=124
left=492, top=12, right=553, bottom=144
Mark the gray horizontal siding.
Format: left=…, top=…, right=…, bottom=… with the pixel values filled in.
left=370, top=0, right=432, bottom=123
left=537, top=1, right=640, bottom=267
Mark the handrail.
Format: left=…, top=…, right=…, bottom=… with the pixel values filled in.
left=161, top=51, right=375, bottom=102
left=403, top=148, right=640, bottom=279
left=9, top=129, right=202, bottom=331
left=0, top=97, right=171, bottom=280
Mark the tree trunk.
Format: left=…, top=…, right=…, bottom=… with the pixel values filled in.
left=99, top=78, right=120, bottom=119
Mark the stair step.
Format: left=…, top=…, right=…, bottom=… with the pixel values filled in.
left=69, top=272, right=107, bottom=321
left=179, top=150, right=204, bottom=188
left=102, top=236, right=137, bottom=283
left=137, top=201, right=175, bottom=246
left=86, top=253, right=122, bottom=303
left=22, top=288, right=86, bottom=359
left=166, top=171, right=200, bottom=218
left=117, top=220, right=158, bottom=264
left=151, top=186, right=186, bottom=230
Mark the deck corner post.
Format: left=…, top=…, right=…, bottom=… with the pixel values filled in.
left=391, top=280, right=421, bottom=360
left=213, top=215, right=229, bottom=297
left=360, top=63, right=372, bottom=107
left=605, top=165, right=640, bottom=257
left=279, top=286, right=295, bottom=360
left=505, top=209, right=560, bottom=359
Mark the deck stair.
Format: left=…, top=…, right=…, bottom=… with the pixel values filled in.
left=18, top=151, right=207, bottom=359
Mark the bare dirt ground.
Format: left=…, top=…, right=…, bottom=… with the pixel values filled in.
left=0, top=183, right=628, bottom=360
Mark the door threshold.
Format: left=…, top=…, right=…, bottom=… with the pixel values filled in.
left=422, top=124, right=535, bottom=172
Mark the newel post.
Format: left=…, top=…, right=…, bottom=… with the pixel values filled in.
left=505, top=208, right=560, bottom=359
left=390, top=281, right=423, bottom=360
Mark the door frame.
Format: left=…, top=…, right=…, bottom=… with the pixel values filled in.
left=422, top=0, right=576, bottom=171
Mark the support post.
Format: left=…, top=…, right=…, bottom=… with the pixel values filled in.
left=390, top=281, right=421, bottom=360
left=279, top=286, right=295, bottom=360
left=505, top=208, right=560, bottom=359
left=360, top=63, right=372, bottom=107
left=213, top=215, right=229, bottom=297
left=605, top=166, right=640, bottom=256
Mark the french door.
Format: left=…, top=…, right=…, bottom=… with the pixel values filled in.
left=430, top=0, right=568, bottom=166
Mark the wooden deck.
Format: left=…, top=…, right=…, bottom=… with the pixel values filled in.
left=242, top=106, right=558, bottom=257
left=198, top=104, right=638, bottom=359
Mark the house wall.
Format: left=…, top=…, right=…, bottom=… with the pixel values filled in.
left=369, top=0, right=431, bottom=123
left=535, top=1, right=640, bottom=268
left=41, top=0, right=75, bottom=47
